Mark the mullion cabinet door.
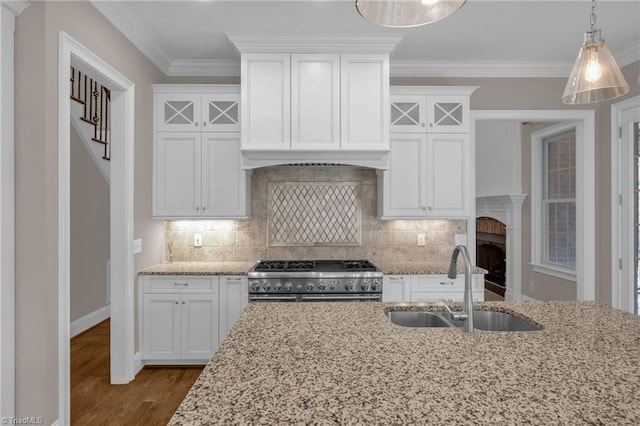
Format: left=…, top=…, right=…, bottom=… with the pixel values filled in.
left=390, top=95, right=427, bottom=133
left=202, top=93, right=240, bottom=132
left=156, top=93, right=202, bottom=132
left=426, top=95, right=470, bottom=133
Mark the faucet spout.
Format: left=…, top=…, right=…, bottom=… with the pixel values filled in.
left=448, top=245, right=474, bottom=332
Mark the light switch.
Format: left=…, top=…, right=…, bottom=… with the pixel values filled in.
left=194, top=233, right=203, bottom=247
left=417, top=234, right=426, bottom=246
left=133, top=239, right=142, bottom=254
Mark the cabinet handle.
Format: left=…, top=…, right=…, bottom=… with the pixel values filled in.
left=440, top=281, right=454, bottom=286
left=226, top=277, right=242, bottom=281
left=174, top=282, right=189, bottom=286
left=389, top=277, right=404, bottom=281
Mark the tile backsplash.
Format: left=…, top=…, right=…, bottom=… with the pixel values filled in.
left=165, top=167, right=466, bottom=263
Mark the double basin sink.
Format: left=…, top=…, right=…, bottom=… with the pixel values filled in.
left=386, top=309, right=542, bottom=332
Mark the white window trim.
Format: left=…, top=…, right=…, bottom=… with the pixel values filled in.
left=611, top=95, right=640, bottom=313
left=531, top=121, right=580, bottom=283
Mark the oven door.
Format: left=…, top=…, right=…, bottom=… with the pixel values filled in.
left=249, top=294, right=300, bottom=303
left=300, top=294, right=381, bottom=302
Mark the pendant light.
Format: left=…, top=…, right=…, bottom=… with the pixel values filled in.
left=355, top=0, right=466, bottom=28
left=562, top=0, right=629, bottom=104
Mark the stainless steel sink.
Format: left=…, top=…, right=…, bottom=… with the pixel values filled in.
left=386, top=309, right=541, bottom=332
left=385, top=311, right=452, bottom=328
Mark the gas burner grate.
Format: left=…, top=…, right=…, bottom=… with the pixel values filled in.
left=254, top=260, right=287, bottom=272
left=285, top=261, right=315, bottom=271
left=344, top=260, right=377, bottom=271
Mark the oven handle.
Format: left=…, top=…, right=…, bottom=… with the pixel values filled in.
left=249, top=295, right=298, bottom=302
left=301, top=294, right=381, bottom=301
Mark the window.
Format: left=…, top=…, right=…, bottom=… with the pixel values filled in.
left=531, top=123, right=578, bottom=281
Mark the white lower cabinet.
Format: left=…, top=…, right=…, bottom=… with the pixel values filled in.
left=219, top=275, right=249, bottom=338
left=140, top=274, right=249, bottom=364
left=383, top=274, right=485, bottom=303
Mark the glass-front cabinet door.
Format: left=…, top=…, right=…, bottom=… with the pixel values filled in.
left=426, top=95, right=470, bottom=133
left=390, top=95, right=426, bottom=133
left=156, top=93, right=201, bottom=132
left=202, top=94, right=240, bottom=132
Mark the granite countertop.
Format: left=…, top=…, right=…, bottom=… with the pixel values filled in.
left=138, top=261, right=486, bottom=276
left=138, top=261, right=256, bottom=275
left=377, top=261, right=487, bottom=275
left=170, top=301, right=640, bottom=425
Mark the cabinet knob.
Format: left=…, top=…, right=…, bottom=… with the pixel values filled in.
left=174, top=301, right=179, bottom=305
left=428, top=206, right=433, bottom=211
left=202, top=206, right=206, bottom=211
left=429, top=123, right=433, bottom=128
left=195, top=122, right=199, bottom=127
left=420, top=123, right=425, bottom=128
left=421, top=206, right=427, bottom=211
left=195, top=206, right=200, bottom=211
left=182, top=301, right=186, bottom=305
left=203, top=122, right=207, bottom=127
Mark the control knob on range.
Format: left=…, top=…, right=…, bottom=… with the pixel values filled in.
left=345, top=280, right=354, bottom=291
left=317, top=281, right=326, bottom=291
left=371, top=279, right=381, bottom=291
left=360, top=279, right=370, bottom=291
left=250, top=281, right=261, bottom=292
left=306, top=282, right=315, bottom=291
left=274, top=282, right=282, bottom=291
left=262, top=281, right=271, bottom=291
left=284, top=282, right=293, bottom=292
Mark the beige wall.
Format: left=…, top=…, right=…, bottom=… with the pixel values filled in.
left=166, top=167, right=466, bottom=262
left=70, top=125, right=109, bottom=321
left=14, top=1, right=164, bottom=421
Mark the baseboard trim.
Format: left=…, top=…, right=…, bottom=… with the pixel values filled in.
left=70, top=305, right=110, bottom=338
left=134, top=351, right=145, bottom=376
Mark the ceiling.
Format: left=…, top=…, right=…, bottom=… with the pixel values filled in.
left=92, top=0, right=640, bottom=78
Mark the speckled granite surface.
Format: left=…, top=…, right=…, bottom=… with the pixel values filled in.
left=138, top=261, right=486, bottom=276
left=377, top=260, right=487, bottom=275
left=169, top=301, right=640, bottom=425
left=138, top=261, right=255, bottom=275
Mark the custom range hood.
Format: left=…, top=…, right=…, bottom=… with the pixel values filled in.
left=227, top=34, right=401, bottom=170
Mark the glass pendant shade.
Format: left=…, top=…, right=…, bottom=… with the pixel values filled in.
left=355, top=0, right=466, bottom=28
left=562, top=31, right=630, bottom=104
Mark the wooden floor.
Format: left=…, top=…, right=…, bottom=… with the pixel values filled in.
left=71, top=320, right=203, bottom=425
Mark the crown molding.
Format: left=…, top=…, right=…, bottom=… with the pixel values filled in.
left=226, top=33, right=403, bottom=55
left=1, top=0, right=29, bottom=15
left=89, top=0, right=172, bottom=74
left=617, top=43, right=640, bottom=67
left=166, top=59, right=241, bottom=77
left=390, top=60, right=574, bottom=78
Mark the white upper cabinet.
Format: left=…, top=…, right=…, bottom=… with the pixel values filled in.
left=241, top=53, right=390, bottom=151
left=291, top=54, right=340, bottom=150
left=202, top=133, right=250, bottom=217
left=241, top=54, right=291, bottom=149
left=153, top=85, right=251, bottom=219
left=379, top=86, right=477, bottom=220
left=341, top=54, right=390, bottom=149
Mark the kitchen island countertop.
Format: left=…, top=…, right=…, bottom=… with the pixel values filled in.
left=376, top=260, right=487, bottom=275
left=169, top=301, right=640, bottom=425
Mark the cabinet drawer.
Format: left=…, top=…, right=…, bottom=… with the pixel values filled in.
left=144, top=276, right=219, bottom=293
left=411, top=275, right=464, bottom=292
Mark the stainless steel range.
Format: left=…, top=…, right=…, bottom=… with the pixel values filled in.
left=248, top=260, right=383, bottom=302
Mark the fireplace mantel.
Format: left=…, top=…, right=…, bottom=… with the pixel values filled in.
left=476, top=195, right=527, bottom=301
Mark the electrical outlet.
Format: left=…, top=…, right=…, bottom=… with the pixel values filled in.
left=194, top=233, right=203, bottom=247
left=417, top=233, right=426, bottom=246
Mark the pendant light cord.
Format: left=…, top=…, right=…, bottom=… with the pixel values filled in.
left=590, top=0, right=597, bottom=33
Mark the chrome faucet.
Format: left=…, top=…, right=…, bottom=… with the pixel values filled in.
left=447, top=245, right=474, bottom=333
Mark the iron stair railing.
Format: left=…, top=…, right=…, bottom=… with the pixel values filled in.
left=70, top=66, right=111, bottom=161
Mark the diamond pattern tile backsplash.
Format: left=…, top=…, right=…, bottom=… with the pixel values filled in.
left=165, top=167, right=466, bottom=262
left=269, top=182, right=361, bottom=246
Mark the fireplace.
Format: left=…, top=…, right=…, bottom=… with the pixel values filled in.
left=476, top=217, right=506, bottom=297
